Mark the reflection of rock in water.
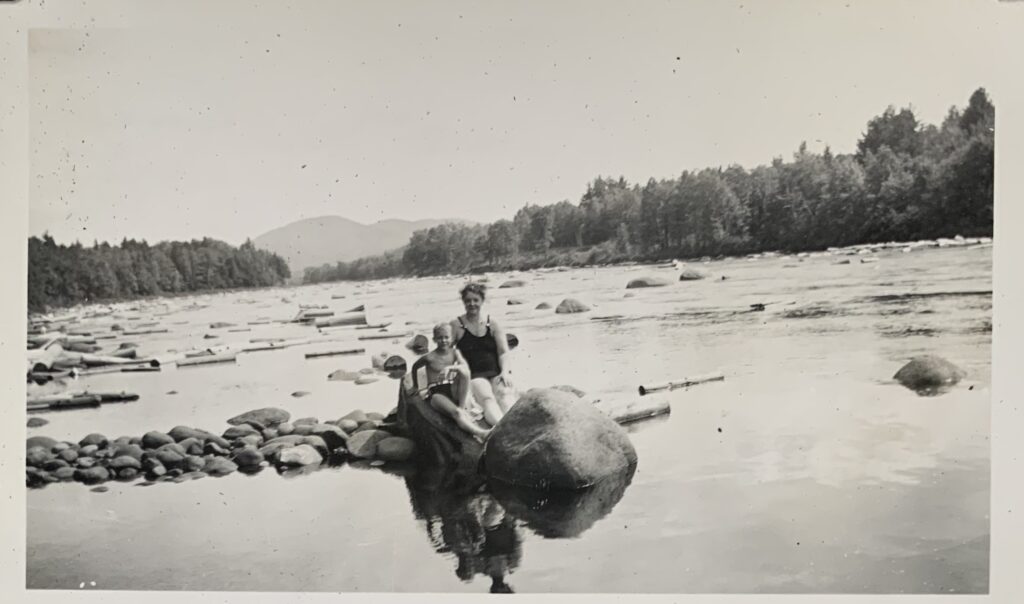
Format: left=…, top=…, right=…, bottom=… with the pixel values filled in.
left=491, top=463, right=636, bottom=539
left=404, top=469, right=523, bottom=593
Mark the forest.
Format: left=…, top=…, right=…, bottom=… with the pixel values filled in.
left=27, top=237, right=290, bottom=312
left=304, top=88, right=994, bottom=284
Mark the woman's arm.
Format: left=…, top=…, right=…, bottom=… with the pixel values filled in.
left=490, top=320, right=512, bottom=378
left=453, top=348, right=469, bottom=367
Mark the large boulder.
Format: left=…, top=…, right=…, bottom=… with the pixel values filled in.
left=626, top=277, right=669, bottom=289
left=226, top=407, right=290, bottom=428
left=894, top=355, right=967, bottom=394
left=27, top=417, right=49, bottom=428
left=678, top=268, right=705, bottom=281
left=555, top=298, right=590, bottom=314
left=483, top=388, right=637, bottom=490
left=499, top=279, right=526, bottom=288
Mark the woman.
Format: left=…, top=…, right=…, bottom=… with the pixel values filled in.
left=451, top=282, right=513, bottom=427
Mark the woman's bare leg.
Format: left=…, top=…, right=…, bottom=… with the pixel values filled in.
left=471, top=378, right=504, bottom=427
left=430, top=393, right=490, bottom=439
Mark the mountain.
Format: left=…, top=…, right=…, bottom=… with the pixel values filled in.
left=252, top=216, right=466, bottom=275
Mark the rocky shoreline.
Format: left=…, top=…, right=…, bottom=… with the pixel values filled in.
left=25, top=406, right=415, bottom=489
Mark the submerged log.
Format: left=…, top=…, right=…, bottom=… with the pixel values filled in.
left=27, top=394, right=102, bottom=411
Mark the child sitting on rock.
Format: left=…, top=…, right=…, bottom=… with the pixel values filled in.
left=411, top=323, right=491, bottom=440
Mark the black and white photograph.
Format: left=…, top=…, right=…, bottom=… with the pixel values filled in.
left=5, top=0, right=1023, bottom=600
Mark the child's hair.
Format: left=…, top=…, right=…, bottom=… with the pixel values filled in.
left=433, top=322, right=452, bottom=338
left=460, top=281, right=487, bottom=300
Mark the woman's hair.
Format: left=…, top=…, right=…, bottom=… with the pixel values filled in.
left=460, top=281, right=487, bottom=300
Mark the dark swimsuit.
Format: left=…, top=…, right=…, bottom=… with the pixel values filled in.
left=456, top=316, right=501, bottom=379
left=425, top=350, right=457, bottom=402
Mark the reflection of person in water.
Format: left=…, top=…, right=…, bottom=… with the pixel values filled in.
left=427, top=490, right=522, bottom=593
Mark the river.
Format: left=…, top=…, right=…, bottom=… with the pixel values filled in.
left=26, top=244, right=991, bottom=594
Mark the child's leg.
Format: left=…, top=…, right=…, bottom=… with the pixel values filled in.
left=430, top=393, right=490, bottom=439
left=453, top=366, right=473, bottom=410
left=470, top=378, right=504, bottom=427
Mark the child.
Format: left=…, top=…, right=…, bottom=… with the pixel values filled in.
left=411, top=323, right=491, bottom=440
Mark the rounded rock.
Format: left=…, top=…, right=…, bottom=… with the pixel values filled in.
left=78, top=433, right=108, bottom=449
left=346, top=429, right=392, bottom=459
left=141, top=431, right=175, bottom=450
left=555, top=298, right=591, bottom=314
left=483, top=387, right=637, bottom=489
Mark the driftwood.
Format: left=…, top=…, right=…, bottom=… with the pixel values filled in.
left=358, top=332, right=411, bottom=341
left=638, top=372, right=724, bottom=396
left=314, top=312, right=367, bottom=328
left=122, top=328, right=169, bottom=336
left=176, top=352, right=237, bottom=367
left=304, top=348, right=366, bottom=359
left=594, top=397, right=671, bottom=424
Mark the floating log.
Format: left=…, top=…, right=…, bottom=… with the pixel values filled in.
left=354, top=322, right=392, bottom=330
left=314, top=312, right=367, bottom=328
left=638, top=372, right=724, bottom=396
left=247, top=320, right=271, bottom=325
left=228, top=327, right=252, bottom=333
left=122, top=329, right=169, bottom=336
left=28, top=369, right=77, bottom=383
left=176, top=352, right=238, bottom=367
left=346, top=304, right=365, bottom=313
left=331, top=294, right=346, bottom=299
left=27, top=394, right=102, bottom=412
left=121, top=366, right=161, bottom=373
left=305, top=348, right=366, bottom=359
left=358, top=332, right=410, bottom=341
left=250, top=337, right=286, bottom=344
left=595, top=397, right=671, bottom=424
left=297, top=310, right=335, bottom=320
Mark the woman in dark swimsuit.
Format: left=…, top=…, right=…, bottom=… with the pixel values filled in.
left=451, top=282, right=513, bottom=427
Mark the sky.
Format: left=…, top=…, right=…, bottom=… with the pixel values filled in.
left=26, top=0, right=1015, bottom=246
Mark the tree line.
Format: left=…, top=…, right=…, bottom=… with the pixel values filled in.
left=28, top=236, right=291, bottom=312
left=304, top=87, right=993, bottom=284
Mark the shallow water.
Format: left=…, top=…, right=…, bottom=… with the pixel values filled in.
left=26, top=245, right=991, bottom=593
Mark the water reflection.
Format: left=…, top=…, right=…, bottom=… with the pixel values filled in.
left=405, top=470, right=522, bottom=593
left=490, top=464, right=636, bottom=539
left=404, top=464, right=636, bottom=592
